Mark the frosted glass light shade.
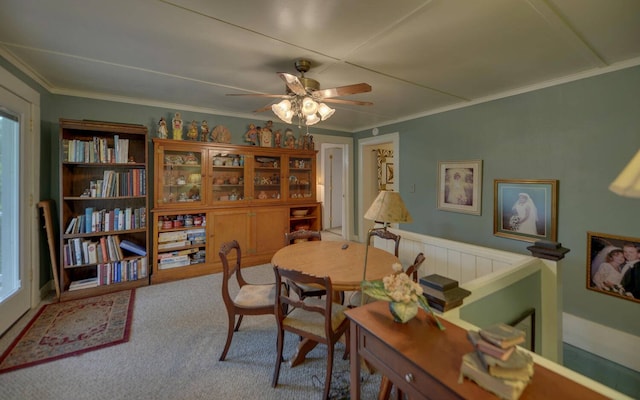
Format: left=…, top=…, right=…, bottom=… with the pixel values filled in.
left=609, top=149, right=640, bottom=198
left=272, top=100, right=293, bottom=123
left=305, top=113, right=320, bottom=126
left=301, top=97, right=319, bottom=116
left=317, top=103, right=335, bottom=120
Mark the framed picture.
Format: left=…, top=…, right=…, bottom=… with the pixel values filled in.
left=586, top=231, right=640, bottom=303
left=493, top=179, right=558, bottom=242
left=437, top=160, right=482, bottom=215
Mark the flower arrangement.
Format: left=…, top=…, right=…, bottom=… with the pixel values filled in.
left=362, top=263, right=444, bottom=329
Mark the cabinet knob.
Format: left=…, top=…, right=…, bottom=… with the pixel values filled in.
left=405, top=373, right=414, bottom=383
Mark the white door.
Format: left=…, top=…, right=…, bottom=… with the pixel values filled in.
left=0, top=86, right=33, bottom=335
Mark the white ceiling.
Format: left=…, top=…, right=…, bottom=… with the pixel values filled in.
left=1, top=0, right=639, bottom=132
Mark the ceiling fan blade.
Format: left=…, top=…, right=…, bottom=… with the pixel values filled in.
left=254, top=104, right=276, bottom=113
left=322, top=98, right=373, bottom=106
left=226, top=93, right=289, bottom=98
left=278, top=72, right=307, bottom=96
left=313, top=83, right=372, bottom=99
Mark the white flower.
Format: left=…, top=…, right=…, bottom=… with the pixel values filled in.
left=391, top=262, right=403, bottom=273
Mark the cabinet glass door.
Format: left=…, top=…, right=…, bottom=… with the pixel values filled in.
left=159, top=149, right=204, bottom=206
left=288, top=156, right=314, bottom=200
left=210, top=150, right=246, bottom=204
left=253, top=154, right=282, bottom=201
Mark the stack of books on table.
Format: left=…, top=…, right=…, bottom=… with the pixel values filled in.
left=460, top=323, right=534, bottom=400
left=419, top=274, right=471, bottom=312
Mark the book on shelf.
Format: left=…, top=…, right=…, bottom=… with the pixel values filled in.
left=459, top=352, right=530, bottom=400
left=119, top=239, right=147, bottom=256
left=158, top=230, right=188, bottom=243
left=475, top=333, right=516, bottom=361
left=479, top=323, right=526, bottom=349
left=68, top=277, right=99, bottom=291
left=483, top=348, right=534, bottom=381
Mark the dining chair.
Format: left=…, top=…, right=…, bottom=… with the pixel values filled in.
left=284, top=230, right=326, bottom=300
left=378, top=252, right=426, bottom=400
left=218, top=239, right=282, bottom=361
left=272, top=266, right=350, bottom=400
left=368, top=227, right=401, bottom=257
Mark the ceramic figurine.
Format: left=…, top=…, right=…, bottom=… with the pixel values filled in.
left=284, top=129, right=296, bottom=149
left=201, top=120, right=209, bottom=142
left=274, top=129, right=282, bottom=148
left=157, top=117, right=168, bottom=138
left=245, top=123, right=259, bottom=146
left=187, top=120, right=198, bottom=140
left=172, top=112, right=183, bottom=140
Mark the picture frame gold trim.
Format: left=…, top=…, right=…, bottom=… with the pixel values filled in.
left=493, top=179, right=558, bottom=242
left=586, top=231, right=640, bottom=304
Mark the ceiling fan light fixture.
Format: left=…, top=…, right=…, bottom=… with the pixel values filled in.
left=305, top=113, right=320, bottom=126
left=317, top=103, right=335, bottom=120
left=272, top=100, right=293, bottom=123
left=301, top=97, right=319, bottom=116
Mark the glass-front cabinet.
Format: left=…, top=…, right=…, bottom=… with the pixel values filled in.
left=253, top=154, right=282, bottom=201
left=210, top=149, right=247, bottom=204
left=287, top=155, right=315, bottom=200
left=155, top=142, right=205, bottom=208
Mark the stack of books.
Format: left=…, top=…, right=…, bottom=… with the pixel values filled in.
left=460, top=323, right=534, bottom=400
left=419, top=274, right=471, bottom=312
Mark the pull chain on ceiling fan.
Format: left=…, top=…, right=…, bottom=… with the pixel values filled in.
left=227, top=59, right=372, bottom=127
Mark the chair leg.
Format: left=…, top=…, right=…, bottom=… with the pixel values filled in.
left=271, top=328, right=285, bottom=388
left=378, top=376, right=393, bottom=400
left=342, top=328, right=350, bottom=360
left=233, top=314, right=244, bottom=331
left=219, top=313, right=236, bottom=361
left=324, top=344, right=335, bottom=400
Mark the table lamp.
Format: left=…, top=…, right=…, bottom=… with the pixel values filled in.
left=609, top=148, right=640, bottom=198
left=361, top=190, right=413, bottom=304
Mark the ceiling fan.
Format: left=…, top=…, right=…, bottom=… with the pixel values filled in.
left=227, top=59, right=372, bottom=126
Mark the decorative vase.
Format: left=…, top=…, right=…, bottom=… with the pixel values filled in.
left=389, top=301, right=418, bottom=323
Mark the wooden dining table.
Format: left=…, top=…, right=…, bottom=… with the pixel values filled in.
left=271, top=239, right=400, bottom=367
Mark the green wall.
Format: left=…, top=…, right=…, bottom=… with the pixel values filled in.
left=355, top=65, right=640, bottom=339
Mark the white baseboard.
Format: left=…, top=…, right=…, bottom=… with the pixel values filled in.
left=563, top=312, right=640, bottom=372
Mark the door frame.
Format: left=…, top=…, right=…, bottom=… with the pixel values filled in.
left=0, top=65, right=41, bottom=312
left=358, top=132, right=399, bottom=242
left=314, top=134, right=353, bottom=240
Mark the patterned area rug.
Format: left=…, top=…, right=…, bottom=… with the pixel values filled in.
left=0, top=289, right=134, bottom=374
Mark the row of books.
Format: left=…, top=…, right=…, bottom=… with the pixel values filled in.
left=65, top=207, right=146, bottom=235
left=460, top=323, right=533, bottom=400
left=63, top=135, right=130, bottom=164
left=158, top=248, right=206, bottom=270
left=157, top=228, right=206, bottom=250
left=87, top=169, right=146, bottom=198
left=67, top=257, right=148, bottom=291
left=64, top=235, right=145, bottom=267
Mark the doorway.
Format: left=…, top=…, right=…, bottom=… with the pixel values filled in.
left=0, top=66, right=40, bottom=336
left=358, top=132, right=399, bottom=241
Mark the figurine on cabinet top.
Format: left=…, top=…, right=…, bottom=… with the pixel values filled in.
left=284, top=128, right=296, bottom=149
left=200, top=120, right=209, bottom=142
left=172, top=112, right=183, bottom=140
left=245, top=123, right=259, bottom=146
left=157, top=117, right=168, bottom=138
left=260, top=122, right=273, bottom=147
left=187, top=120, right=199, bottom=140
left=274, top=129, right=282, bottom=148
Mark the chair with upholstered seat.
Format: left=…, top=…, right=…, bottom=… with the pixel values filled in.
left=284, top=230, right=326, bottom=299
left=272, top=266, right=350, bottom=400
left=218, top=239, right=282, bottom=361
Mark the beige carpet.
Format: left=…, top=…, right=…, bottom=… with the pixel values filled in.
left=0, top=264, right=381, bottom=400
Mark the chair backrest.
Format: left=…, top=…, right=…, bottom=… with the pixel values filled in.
left=284, top=229, right=322, bottom=246
left=405, top=252, right=425, bottom=282
left=368, top=228, right=401, bottom=257
left=219, top=240, right=247, bottom=303
left=273, top=266, right=335, bottom=338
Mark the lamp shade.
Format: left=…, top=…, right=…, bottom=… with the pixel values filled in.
left=609, top=149, right=640, bottom=198
left=364, top=190, right=413, bottom=224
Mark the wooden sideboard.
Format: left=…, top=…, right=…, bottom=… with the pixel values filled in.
left=345, top=301, right=609, bottom=400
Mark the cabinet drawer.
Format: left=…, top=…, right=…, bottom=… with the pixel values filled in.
left=359, top=328, right=461, bottom=400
